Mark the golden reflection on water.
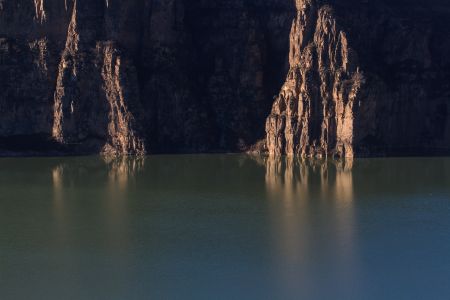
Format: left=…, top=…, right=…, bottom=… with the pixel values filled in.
left=52, top=164, right=67, bottom=245
left=104, top=156, right=145, bottom=192
left=335, top=159, right=354, bottom=204
left=263, top=156, right=358, bottom=297
left=51, top=157, right=144, bottom=254
left=105, top=157, right=144, bottom=253
left=49, top=155, right=360, bottom=296
left=50, top=157, right=146, bottom=292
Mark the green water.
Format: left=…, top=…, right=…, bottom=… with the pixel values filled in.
left=1, top=155, right=450, bottom=299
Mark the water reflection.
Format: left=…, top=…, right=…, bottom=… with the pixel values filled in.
left=104, top=156, right=145, bottom=190
left=265, top=157, right=354, bottom=201
left=52, top=165, right=67, bottom=246
left=49, top=157, right=146, bottom=296
left=104, top=157, right=144, bottom=253
left=2, top=155, right=450, bottom=299
left=51, top=157, right=144, bottom=250
left=263, top=156, right=359, bottom=299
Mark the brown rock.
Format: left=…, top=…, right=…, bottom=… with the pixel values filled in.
left=0, top=0, right=449, bottom=156
left=266, top=1, right=363, bottom=158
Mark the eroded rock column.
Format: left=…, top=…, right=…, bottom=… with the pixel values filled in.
left=266, top=0, right=364, bottom=158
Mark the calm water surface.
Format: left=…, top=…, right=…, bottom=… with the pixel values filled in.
left=1, top=155, right=450, bottom=299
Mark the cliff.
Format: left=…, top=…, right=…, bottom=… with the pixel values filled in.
left=0, top=0, right=449, bottom=157
left=266, top=0, right=450, bottom=158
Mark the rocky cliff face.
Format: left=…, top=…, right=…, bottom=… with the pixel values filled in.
left=266, top=0, right=450, bottom=158
left=0, top=0, right=449, bottom=156
left=0, top=0, right=295, bottom=155
left=266, top=0, right=363, bottom=158
left=52, top=1, right=145, bottom=155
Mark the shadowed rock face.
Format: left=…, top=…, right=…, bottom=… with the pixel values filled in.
left=0, top=0, right=295, bottom=155
left=266, top=1, right=363, bottom=158
left=0, top=0, right=449, bottom=156
left=52, top=1, right=145, bottom=155
left=266, top=0, right=450, bottom=158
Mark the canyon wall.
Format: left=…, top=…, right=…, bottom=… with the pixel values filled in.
left=0, top=0, right=449, bottom=156
left=266, top=0, right=450, bottom=157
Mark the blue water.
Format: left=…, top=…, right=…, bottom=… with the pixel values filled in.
left=0, top=155, right=449, bottom=299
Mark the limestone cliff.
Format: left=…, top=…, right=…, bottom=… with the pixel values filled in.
left=266, top=0, right=363, bottom=158
left=52, top=1, right=145, bottom=155
left=0, top=0, right=449, bottom=156
left=266, top=0, right=450, bottom=158
left=0, top=0, right=294, bottom=155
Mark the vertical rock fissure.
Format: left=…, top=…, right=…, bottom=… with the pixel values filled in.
left=34, top=0, right=47, bottom=24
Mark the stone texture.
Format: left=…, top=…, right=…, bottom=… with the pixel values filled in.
left=0, top=0, right=449, bottom=156
left=0, top=0, right=294, bottom=155
left=266, top=0, right=450, bottom=158
left=266, top=1, right=363, bottom=158
left=51, top=0, right=145, bottom=155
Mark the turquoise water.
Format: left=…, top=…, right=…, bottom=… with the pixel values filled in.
left=1, top=155, right=450, bottom=299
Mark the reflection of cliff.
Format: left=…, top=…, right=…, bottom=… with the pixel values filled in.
left=263, top=156, right=358, bottom=298
left=51, top=157, right=143, bottom=254
left=104, top=156, right=145, bottom=189
left=105, top=157, right=144, bottom=254
left=52, top=164, right=67, bottom=246
left=265, top=156, right=354, bottom=202
left=51, top=156, right=144, bottom=189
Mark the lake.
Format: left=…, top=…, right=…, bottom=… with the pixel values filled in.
left=1, top=155, right=450, bottom=299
